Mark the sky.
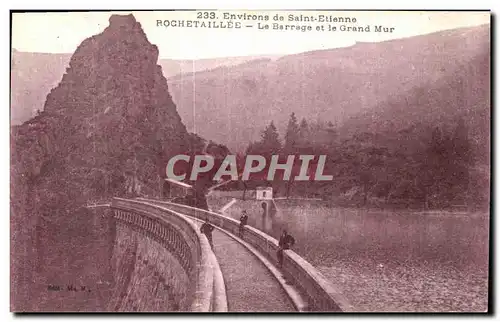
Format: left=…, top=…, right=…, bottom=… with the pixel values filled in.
left=12, top=10, right=490, bottom=59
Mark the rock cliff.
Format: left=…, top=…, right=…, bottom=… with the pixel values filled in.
left=11, top=14, right=192, bottom=310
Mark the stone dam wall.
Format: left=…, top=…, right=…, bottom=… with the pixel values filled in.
left=107, top=220, right=190, bottom=311
left=107, top=199, right=224, bottom=312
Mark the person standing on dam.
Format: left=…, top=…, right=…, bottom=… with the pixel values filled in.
left=277, top=229, right=295, bottom=268
left=238, top=210, right=249, bottom=237
left=200, top=218, right=215, bottom=249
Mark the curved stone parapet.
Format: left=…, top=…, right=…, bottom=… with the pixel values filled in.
left=109, top=198, right=227, bottom=312
left=138, top=198, right=354, bottom=312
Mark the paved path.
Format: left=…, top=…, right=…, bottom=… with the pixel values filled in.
left=194, top=223, right=295, bottom=312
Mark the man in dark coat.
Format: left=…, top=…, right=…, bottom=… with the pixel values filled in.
left=200, top=218, right=215, bottom=249
left=238, top=210, right=249, bottom=237
left=277, top=229, right=295, bottom=268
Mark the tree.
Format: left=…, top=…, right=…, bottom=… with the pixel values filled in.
left=186, top=133, right=206, bottom=155
left=206, top=141, right=230, bottom=160
left=260, top=121, right=282, bottom=159
left=299, top=118, right=309, bottom=137
left=296, top=118, right=310, bottom=152
left=241, top=180, right=249, bottom=201
left=244, top=121, right=282, bottom=184
left=284, top=113, right=300, bottom=154
left=245, top=140, right=263, bottom=156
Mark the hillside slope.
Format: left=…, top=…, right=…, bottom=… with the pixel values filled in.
left=167, top=24, right=489, bottom=151
left=11, top=49, right=277, bottom=125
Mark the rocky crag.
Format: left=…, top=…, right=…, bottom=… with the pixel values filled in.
left=11, top=14, right=194, bottom=311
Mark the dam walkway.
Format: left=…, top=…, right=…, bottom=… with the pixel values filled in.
left=108, top=198, right=353, bottom=312
left=194, top=223, right=295, bottom=312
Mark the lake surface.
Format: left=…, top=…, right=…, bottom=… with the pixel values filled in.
left=219, top=198, right=490, bottom=312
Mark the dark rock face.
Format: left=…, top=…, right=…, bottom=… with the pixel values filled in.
left=13, top=13, right=190, bottom=206
left=11, top=14, right=191, bottom=311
